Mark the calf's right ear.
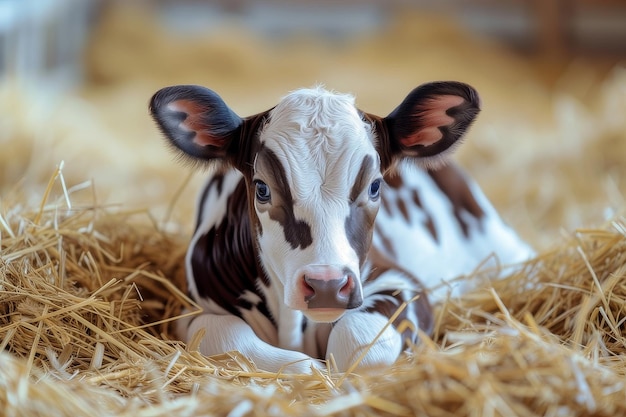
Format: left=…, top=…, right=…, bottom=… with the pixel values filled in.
left=370, top=81, right=480, bottom=171
left=149, top=85, right=243, bottom=163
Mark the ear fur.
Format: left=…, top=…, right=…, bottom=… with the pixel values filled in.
left=149, top=85, right=243, bottom=164
left=381, top=81, right=480, bottom=169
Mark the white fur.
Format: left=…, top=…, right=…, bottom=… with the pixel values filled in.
left=373, top=162, right=534, bottom=301
left=186, top=314, right=321, bottom=374
left=255, top=87, right=380, bottom=318
left=327, top=311, right=402, bottom=371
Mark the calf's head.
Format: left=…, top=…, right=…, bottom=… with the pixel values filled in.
left=150, top=83, right=479, bottom=323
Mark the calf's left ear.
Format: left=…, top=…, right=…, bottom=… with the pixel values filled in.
left=149, top=85, right=243, bottom=164
left=374, top=81, right=480, bottom=169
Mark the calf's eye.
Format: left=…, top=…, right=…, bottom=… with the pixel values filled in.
left=369, top=179, right=381, bottom=201
left=255, top=181, right=271, bottom=203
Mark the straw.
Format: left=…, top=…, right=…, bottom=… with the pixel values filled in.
left=2, top=164, right=626, bottom=417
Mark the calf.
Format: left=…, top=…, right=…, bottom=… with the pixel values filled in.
left=150, top=83, right=533, bottom=373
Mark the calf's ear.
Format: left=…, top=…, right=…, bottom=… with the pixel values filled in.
left=375, top=81, right=480, bottom=170
left=149, top=85, right=243, bottom=164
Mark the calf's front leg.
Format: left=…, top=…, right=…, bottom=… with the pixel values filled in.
left=183, top=313, right=321, bottom=374
left=326, top=311, right=403, bottom=372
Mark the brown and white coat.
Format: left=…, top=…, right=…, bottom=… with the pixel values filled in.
left=150, top=83, right=533, bottom=373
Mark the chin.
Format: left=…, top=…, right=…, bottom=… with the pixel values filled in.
left=303, top=308, right=347, bottom=323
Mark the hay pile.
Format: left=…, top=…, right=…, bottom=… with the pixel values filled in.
left=2, top=166, right=626, bottom=416
left=2, top=3, right=626, bottom=416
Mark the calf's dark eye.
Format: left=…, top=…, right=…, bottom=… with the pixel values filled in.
left=255, top=181, right=271, bottom=203
left=369, top=179, right=381, bottom=200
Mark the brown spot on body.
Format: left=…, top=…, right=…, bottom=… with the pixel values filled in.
left=365, top=250, right=433, bottom=343
left=380, top=174, right=439, bottom=242
left=425, top=217, right=438, bottom=242
left=366, top=290, right=432, bottom=344
left=396, top=198, right=410, bottom=223
left=190, top=176, right=271, bottom=319
left=411, top=189, right=422, bottom=208
left=428, top=163, right=484, bottom=237
left=380, top=193, right=392, bottom=215
left=195, top=174, right=225, bottom=227
left=411, top=188, right=438, bottom=242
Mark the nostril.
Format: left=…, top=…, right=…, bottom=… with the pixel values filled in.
left=338, top=275, right=353, bottom=297
left=302, top=277, right=315, bottom=301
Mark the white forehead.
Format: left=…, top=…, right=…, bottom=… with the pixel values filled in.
left=258, top=86, right=378, bottom=200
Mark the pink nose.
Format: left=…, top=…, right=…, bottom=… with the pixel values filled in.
left=300, top=265, right=362, bottom=309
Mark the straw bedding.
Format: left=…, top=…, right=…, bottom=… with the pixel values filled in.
left=2, top=169, right=625, bottom=417
left=2, top=5, right=626, bottom=416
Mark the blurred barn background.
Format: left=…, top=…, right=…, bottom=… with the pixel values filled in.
left=1, top=0, right=625, bottom=248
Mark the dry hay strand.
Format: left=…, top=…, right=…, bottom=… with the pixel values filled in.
left=437, top=220, right=626, bottom=374
left=2, top=167, right=626, bottom=416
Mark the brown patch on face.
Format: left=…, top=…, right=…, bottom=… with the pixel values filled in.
left=428, top=163, right=485, bottom=237
left=254, top=146, right=313, bottom=250
left=349, top=155, right=374, bottom=202
left=346, top=156, right=379, bottom=266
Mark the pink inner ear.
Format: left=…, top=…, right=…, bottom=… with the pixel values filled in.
left=192, top=131, right=226, bottom=147
left=168, top=100, right=225, bottom=147
left=401, top=95, right=465, bottom=147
